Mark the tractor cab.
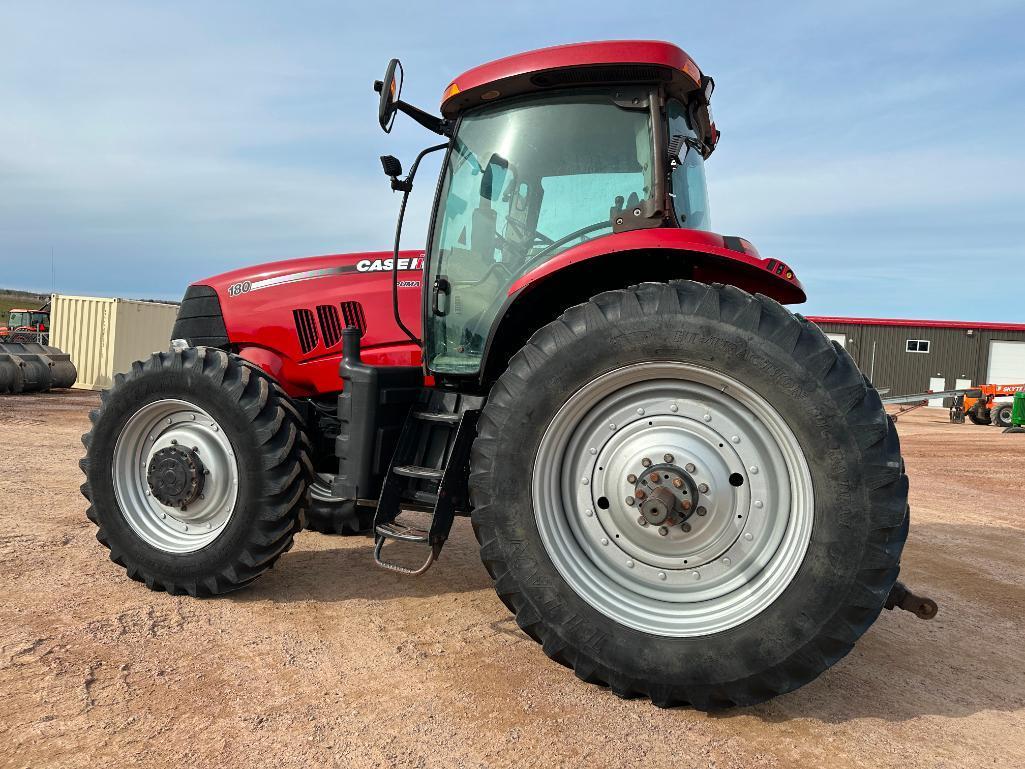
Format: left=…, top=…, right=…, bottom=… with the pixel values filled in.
left=7, top=309, right=49, bottom=330
left=375, top=41, right=720, bottom=376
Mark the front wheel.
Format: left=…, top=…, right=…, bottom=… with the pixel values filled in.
left=470, top=282, right=909, bottom=708
left=80, top=347, right=312, bottom=595
left=991, top=402, right=1014, bottom=429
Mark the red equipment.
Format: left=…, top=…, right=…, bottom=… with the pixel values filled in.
left=0, top=306, right=49, bottom=343
left=81, top=41, right=932, bottom=710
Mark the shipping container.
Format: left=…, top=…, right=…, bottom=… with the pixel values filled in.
left=49, top=294, right=179, bottom=390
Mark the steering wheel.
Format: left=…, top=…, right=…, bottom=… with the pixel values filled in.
left=529, top=221, right=612, bottom=262
left=504, top=218, right=555, bottom=248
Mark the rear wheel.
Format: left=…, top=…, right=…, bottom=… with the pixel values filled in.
left=967, top=406, right=991, bottom=425
left=470, top=281, right=908, bottom=708
left=991, top=402, right=1014, bottom=429
left=80, top=347, right=312, bottom=595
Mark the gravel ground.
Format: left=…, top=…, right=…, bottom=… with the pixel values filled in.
left=1, top=389, right=1023, bottom=768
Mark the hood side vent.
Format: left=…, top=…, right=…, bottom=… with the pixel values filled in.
left=317, top=304, right=342, bottom=348
left=340, top=301, right=366, bottom=337
left=293, top=308, right=319, bottom=354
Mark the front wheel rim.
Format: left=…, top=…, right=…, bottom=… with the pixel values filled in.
left=532, top=362, right=814, bottom=637
left=113, top=399, right=239, bottom=553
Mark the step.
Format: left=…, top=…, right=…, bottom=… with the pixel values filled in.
left=412, top=410, right=460, bottom=424
left=392, top=465, right=444, bottom=480
left=375, top=520, right=430, bottom=543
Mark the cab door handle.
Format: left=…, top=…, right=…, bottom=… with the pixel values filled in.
left=432, top=276, right=451, bottom=317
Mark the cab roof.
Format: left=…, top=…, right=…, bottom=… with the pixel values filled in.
left=441, top=40, right=705, bottom=118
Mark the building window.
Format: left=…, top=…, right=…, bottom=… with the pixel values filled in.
left=906, top=339, right=931, bottom=353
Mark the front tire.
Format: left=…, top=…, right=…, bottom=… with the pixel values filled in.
left=991, top=402, right=1014, bottom=429
left=470, top=282, right=908, bottom=708
left=80, top=347, right=312, bottom=596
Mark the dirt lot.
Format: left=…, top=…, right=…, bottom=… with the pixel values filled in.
left=1, top=390, right=1023, bottom=768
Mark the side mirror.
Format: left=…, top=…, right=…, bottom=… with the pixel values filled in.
left=374, top=59, right=403, bottom=133
left=479, top=154, right=510, bottom=202
left=380, top=155, right=403, bottom=178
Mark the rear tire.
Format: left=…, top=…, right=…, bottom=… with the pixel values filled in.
left=967, top=407, right=991, bottom=426
left=991, top=402, right=1014, bottom=429
left=80, top=347, right=312, bottom=596
left=470, top=281, right=908, bottom=708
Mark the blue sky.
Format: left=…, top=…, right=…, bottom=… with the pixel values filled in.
left=1, top=1, right=1023, bottom=320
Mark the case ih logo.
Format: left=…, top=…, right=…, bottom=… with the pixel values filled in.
left=355, top=256, right=424, bottom=272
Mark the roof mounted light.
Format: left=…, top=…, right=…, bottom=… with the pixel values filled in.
left=442, top=81, right=460, bottom=103
left=681, top=59, right=701, bottom=85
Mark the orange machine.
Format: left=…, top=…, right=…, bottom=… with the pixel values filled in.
left=953, top=384, right=1025, bottom=427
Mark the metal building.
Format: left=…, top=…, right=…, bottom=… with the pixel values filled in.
left=49, top=294, right=179, bottom=390
left=808, top=316, right=1025, bottom=403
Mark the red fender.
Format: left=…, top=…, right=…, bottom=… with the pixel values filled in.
left=509, top=229, right=806, bottom=305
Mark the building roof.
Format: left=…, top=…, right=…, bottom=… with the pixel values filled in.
left=807, top=316, right=1025, bottom=333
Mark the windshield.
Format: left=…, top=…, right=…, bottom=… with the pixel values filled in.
left=426, top=89, right=654, bottom=373
left=667, top=99, right=711, bottom=230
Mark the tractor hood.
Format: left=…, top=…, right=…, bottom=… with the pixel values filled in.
left=198, top=250, right=426, bottom=299
left=173, top=250, right=426, bottom=396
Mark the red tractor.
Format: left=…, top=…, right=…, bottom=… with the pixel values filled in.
left=0, top=306, right=49, bottom=343
left=81, top=41, right=935, bottom=708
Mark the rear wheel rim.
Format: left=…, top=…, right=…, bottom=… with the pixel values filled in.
left=532, top=362, right=814, bottom=637
left=113, top=399, right=239, bottom=553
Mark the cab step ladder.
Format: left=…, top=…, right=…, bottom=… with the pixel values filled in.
left=373, top=391, right=483, bottom=575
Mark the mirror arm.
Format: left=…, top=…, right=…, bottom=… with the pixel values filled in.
left=395, top=100, right=452, bottom=136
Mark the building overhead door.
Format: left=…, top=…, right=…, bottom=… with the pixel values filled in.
left=987, top=340, right=1025, bottom=385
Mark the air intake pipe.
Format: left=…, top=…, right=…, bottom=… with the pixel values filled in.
left=333, top=327, right=379, bottom=502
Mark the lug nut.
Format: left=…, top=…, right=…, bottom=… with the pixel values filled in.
left=672, top=477, right=684, bottom=489
left=696, top=506, right=707, bottom=516
left=170, top=439, right=178, bottom=445
left=658, top=526, right=669, bottom=537
left=681, top=523, right=692, bottom=532
left=698, top=483, right=710, bottom=494
left=649, top=472, right=660, bottom=484
left=625, top=496, right=636, bottom=506
left=641, top=458, right=652, bottom=468
left=685, top=463, right=696, bottom=473
left=627, top=473, right=637, bottom=484
left=663, top=453, right=674, bottom=463
left=637, top=516, right=648, bottom=527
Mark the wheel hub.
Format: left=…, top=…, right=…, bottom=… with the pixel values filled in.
left=146, top=444, right=206, bottom=510
left=631, top=460, right=698, bottom=529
